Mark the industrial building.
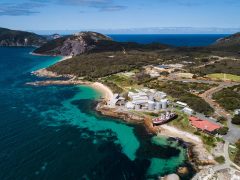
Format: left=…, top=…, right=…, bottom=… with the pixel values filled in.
left=183, top=107, right=194, bottom=115
left=234, top=109, right=240, bottom=115
left=108, top=94, right=125, bottom=108
left=176, top=101, right=188, bottom=107
left=125, top=89, right=168, bottom=111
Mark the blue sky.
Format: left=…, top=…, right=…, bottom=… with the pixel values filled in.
left=0, top=0, right=240, bottom=33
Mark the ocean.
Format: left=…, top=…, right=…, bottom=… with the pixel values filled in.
left=0, top=47, right=190, bottom=180
left=0, top=34, right=219, bottom=180
left=109, top=34, right=229, bottom=47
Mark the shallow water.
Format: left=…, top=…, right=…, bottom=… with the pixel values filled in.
left=0, top=47, right=193, bottom=180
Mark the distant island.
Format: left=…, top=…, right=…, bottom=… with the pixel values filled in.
left=0, top=27, right=47, bottom=47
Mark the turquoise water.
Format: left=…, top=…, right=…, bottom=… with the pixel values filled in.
left=0, top=47, right=193, bottom=179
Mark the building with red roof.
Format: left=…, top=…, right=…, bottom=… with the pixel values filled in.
left=189, top=116, right=221, bottom=134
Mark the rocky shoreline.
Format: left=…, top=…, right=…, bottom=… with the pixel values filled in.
left=29, top=67, right=216, bottom=179
left=96, top=103, right=216, bottom=170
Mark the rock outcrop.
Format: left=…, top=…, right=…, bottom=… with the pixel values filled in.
left=34, top=31, right=112, bottom=56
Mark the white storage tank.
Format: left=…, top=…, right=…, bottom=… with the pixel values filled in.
left=135, top=104, right=141, bottom=110
left=149, top=95, right=154, bottom=101
left=161, top=99, right=168, bottom=109
left=155, top=102, right=161, bottom=110
left=148, top=101, right=155, bottom=111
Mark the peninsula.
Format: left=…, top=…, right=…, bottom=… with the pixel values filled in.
left=1, top=27, right=240, bottom=179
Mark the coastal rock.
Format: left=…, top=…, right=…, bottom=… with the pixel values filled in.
left=0, top=27, right=47, bottom=47
left=97, top=106, right=145, bottom=124
left=162, top=173, right=180, bottom=180
left=177, top=166, right=189, bottom=175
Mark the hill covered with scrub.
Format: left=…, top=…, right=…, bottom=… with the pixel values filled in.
left=0, top=27, right=47, bottom=47
left=210, top=32, right=240, bottom=52
left=33, top=31, right=169, bottom=56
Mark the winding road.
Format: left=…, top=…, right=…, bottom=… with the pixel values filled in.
left=199, top=82, right=240, bottom=143
left=160, top=76, right=240, bottom=179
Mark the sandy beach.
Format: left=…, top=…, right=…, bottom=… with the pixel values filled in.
left=30, top=70, right=113, bottom=102
left=90, top=82, right=114, bottom=101
left=30, top=53, right=113, bottom=101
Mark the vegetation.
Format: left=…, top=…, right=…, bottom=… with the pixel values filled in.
left=232, top=115, right=240, bottom=125
left=103, top=74, right=135, bottom=87
left=217, top=116, right=227, bottom=126
left=169, top=110, right=196, bottom=133
left=212, top=85, right=240, bottom=111
left=34, top=36, right=69, bottom=54
left=214, top=156, right=225, bottom=164
left=207, top=73, right=240, bottom=82
left=191, top=60, right=240, bottom=76
left=0, top=27, right=46, bottom=46
left=146, top=80, right=214, bottom=115
left=234, top=139, right=240, bottom=166
left=210, top=32, right=240, bottom=52
left=102, top=81, right=124, bottom=94
left=201, top=134, right=217, bottom=148
left=216, top=127, right=229, bottom=135
left=48, top=51, right=165, bottom=78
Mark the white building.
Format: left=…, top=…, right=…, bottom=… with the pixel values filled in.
left=126, top=89, right=169, bottom=111
left=108, top=94, right=125, bottom=108
left=125, top=102, right=135, bottom=109
left=176, top=101, right=188, bottom=107
left=234, top=109, right=240, bottom=115
left=183, top=107, right=194, bottom=115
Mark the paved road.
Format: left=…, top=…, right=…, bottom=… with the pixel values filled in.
left=199, top=82, right=240, bottom=143
left=192, top=142, right=240, bottom=180
left=159, top=76, right=223, bottom=85
left=160, top=76, right=240, bottom=179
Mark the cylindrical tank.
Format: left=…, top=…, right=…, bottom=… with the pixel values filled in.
left=161, top=99, right=168, bottom=109
left=155, top=102, right=161, bottom=110
left=149, top=95, right=154, bottom=101
left=148, top=101, right=155, bottom=111
left=135, top=104, right=141, bottom=110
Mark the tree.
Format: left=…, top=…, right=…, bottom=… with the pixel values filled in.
left=217, top=116, right=227, bottom=124
left=217, top=127, right=229, bottom=135
left=232, top=115, right=240, bottom=125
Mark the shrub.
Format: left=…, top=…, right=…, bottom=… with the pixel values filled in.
left=232, top=115, right=240, bottom=125
left=217, top=116, right=227, bottom=123
left=217, top=127, right=229, bottom=135
left=214, top=156, right=225, bottom=164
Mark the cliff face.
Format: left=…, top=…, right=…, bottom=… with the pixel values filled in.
left=34, top=32, right=113, bottom=56
left=0, top=27, right=47, bottom=47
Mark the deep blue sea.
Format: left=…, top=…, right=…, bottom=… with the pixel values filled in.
left=0, top=47, right=195, bottom=180
left=109, top=34, right=229, bottom=47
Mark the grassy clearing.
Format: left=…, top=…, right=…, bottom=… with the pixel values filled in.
left=102, top=73, right=141, bottom=93
left=207, top=73, right=240, bottom=82
left=168, top=110, right=196, bottom=133
left=214, top=156, right=225, bottom=164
